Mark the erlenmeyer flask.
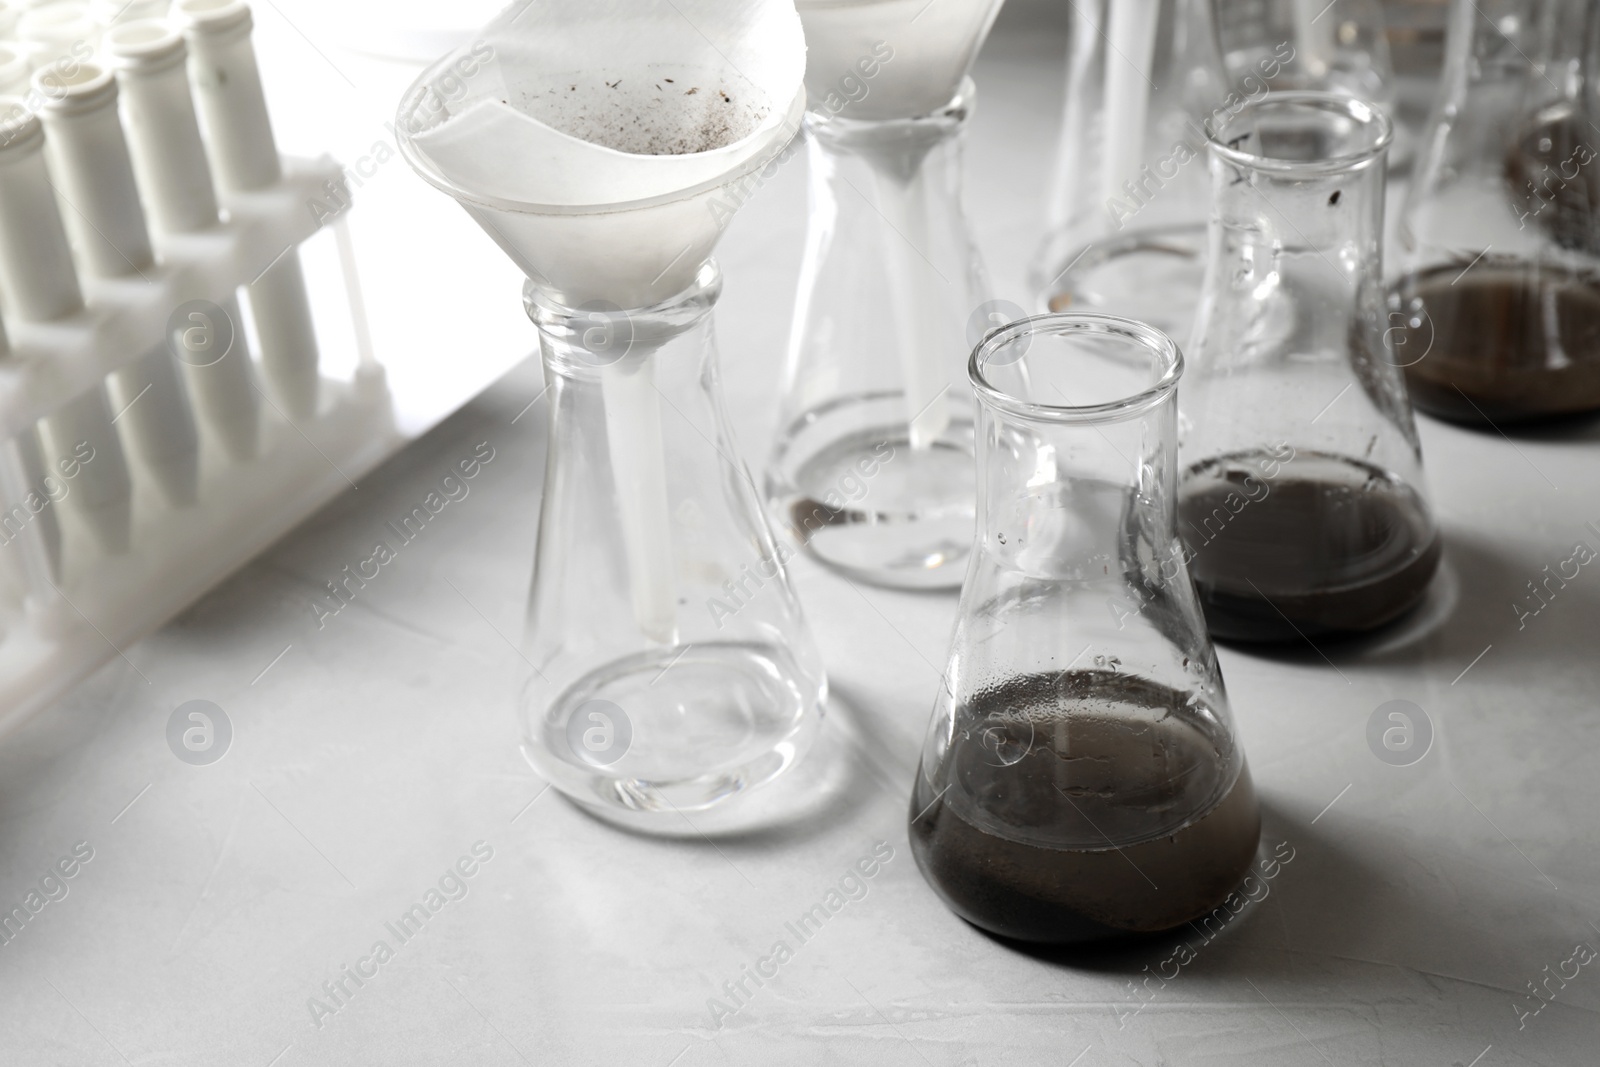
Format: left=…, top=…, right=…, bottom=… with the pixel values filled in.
left=396, top=0, right=828, bottom=825
left=909, top=314, right=1259, bottom=944
left=519, top=265, right=827, bottom=818
left=1034, top=0, right=1232, bottom=341
left=1183, top=92, right=1440, bottom=642
left=765, top=0, right=1004, bottom=591
left=1389, top=0, right=1600, bottom=425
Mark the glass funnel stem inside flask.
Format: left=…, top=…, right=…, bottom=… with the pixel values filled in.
left=519, top=265, right=827, bottom=824
left=869, top=132, right=952, bottom=450
left=910, top=314, right=1260, bottom=945
left=766, top=82, right=988, bottom=591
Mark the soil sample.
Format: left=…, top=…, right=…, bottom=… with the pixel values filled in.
left=909, top=670, right=1259, bottom=944
left=1390, top=261, right=1600, bottom=425
left=1178, top=450, right=1440, bottom=642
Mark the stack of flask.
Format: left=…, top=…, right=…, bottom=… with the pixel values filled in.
left=398, top=0, right=1594, bottom=947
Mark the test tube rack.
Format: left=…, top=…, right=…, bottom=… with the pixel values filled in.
left=0, top=156, right=398, bottom=739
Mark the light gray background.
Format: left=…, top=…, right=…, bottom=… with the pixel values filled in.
left=0, top=6, right=1594, bottom=1065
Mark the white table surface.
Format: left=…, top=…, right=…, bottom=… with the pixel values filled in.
left=1, top=8, right=1596, bottom=1067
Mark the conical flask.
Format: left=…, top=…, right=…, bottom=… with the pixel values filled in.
left=1389, top=0, right=1600, bottom=425
left=1033, top=0, right=1233, bottom=342
left=397, top=0, right=826, bottom=825
left=1183, top=92, right=1440, bottom=643
left=909, top=314, right=1260, bottom=944
left=763, top=0, right=1005, bottom=591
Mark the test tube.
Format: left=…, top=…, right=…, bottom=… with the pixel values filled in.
left=0, top=97, right=133, bottom=554
left=174, top=0, right=320, bottom=421
left=107, top=19, right=258, bottom=461
left=34, top=61, right=200, bottom=507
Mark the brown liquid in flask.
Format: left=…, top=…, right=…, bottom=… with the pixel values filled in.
left=1392, top=262, right=1600, bottom=425
left=910, top=671, right=1260, bottom=944
left=1394, top=109, right=1600, bottom=424
left=1177, top=451, right=1441, bottom=642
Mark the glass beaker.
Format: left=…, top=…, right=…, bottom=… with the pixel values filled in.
left=1183, top=92, right=1440, bottom=643
left=519, top=263, right=827, bottom=823
left=1034, top=0, right=1233, bottom=342
left=1389, top=0, right=1600, bottom=425
left=765, top=80, right=989, bottom=590
left=909, top=314, right=1260, bottom=944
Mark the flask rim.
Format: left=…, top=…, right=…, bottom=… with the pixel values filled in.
left=968, top=312, right=1182, bottom=423
left=1205, top=90, right=1392, bottom=176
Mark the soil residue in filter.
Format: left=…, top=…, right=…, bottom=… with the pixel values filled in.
left=1178, top=450, right=1440, bottom=642
left=909, top=670, right=1259, bottom=944
left=1390, top=260, right=1600, bottom=425
left=518, top=67, right=769, bottom=156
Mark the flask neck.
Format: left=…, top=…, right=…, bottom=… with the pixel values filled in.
left=969, top=317, right=1183, bottom=575
left=524, top=261, right=722, bottom=382
left=1200, top=93, right=1391, bottom=323
left=805, top=78, right=972, bottom=186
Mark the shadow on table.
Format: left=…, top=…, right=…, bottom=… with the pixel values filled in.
left=1217, top=527, right=1600, bottom=687
left=964, top=797, right=1404, bottom=980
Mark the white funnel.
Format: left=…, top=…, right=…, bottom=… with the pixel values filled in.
left=796, top=0, right=1005, bottom=122
left=397, top=0, right=805, bottom=643
left=396, top=0, right=806, bottom=310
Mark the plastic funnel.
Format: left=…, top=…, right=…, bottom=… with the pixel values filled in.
left=396, top=0, right=806, bottom=310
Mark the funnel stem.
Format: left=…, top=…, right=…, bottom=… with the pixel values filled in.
left=1101, top=0, right=1159, bottom=210
left=1291, top=0, right=1329, bottom=78
left=602, top=351, right=679, bottom=646
left=875, top=165, right=951, bottom=451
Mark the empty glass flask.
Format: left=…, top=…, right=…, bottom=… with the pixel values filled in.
left=1389, top=0, right=1600, bottom=425
left=1034, top=0, right=1233, bottom=341
left=909, top=314, right=1260, bottom=944
left=519, top=264, right=827, bottom=825
left=1183, top=92, right=1440, bottom=643
left=765, top=80, right=991, bottom=591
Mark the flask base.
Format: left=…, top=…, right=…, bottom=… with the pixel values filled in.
left=1179, top=450, right=1441, bottom=642
left=1390, top=260, right=1600, bottom=426
left=1035, top=225, right=1207, bottom=341
left=768, top=402, right=974, bottom=590
left=908, top=671, right=1260, bottom=944
left=523, top=641, right=824, bottom=823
